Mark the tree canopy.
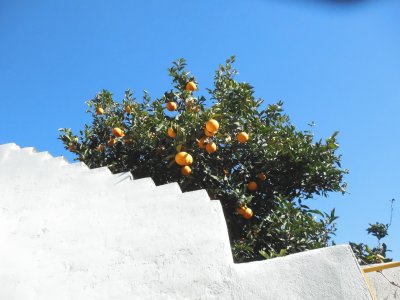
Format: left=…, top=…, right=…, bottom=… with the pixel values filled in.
left=59, top=57, right=349, bottom=262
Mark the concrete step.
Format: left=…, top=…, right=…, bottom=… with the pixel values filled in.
left=0, top=180, right=209, bottom=219
left=0, top=147, right=161, bottom=199
left=62, top=161, right=90, bottom=171
left=0, top=189, right=231, bottom=264
left=0, top=147, right=68, bottom=171
left=0, top=147, right=154, bottom=193
left=0, top=179, right=231, bottom=274
left=0, top=143, right=20, bottom=164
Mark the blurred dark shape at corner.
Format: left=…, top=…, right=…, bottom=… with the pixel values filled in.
left=325, top=0, right=369, bottom=3
left=274, top=0, right=372, bottom=6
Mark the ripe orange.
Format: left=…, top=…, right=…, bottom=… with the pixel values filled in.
left=96, top=107, right=104, bottom=115
left=125, top=105, right=132, bottom=114
left=166, top=101, right=177, bottom=111
left=257, top=172, right=267, bottom=181
left=206, top=119, right=219, bottom=133
left=242, top=207, right=254, bottom=219
left=206, top=142, right=217, bottom=154
left=175, top=152, right=193, bottom=166
left=108, top=138, right=115, bottom=147
left=237, top=132, right=249, bottom=143
left=237, top=206, right=253, bottom=219
left=112, top=127, right=125, bottom=137
left=247, top=181, right=257, bottom=191
left=181, top=166, right=192, bottom=176
left=167, top=127, right=176, bottom=138
left=204, top=128, right=216, bottom=137
left=186, top=81, right=197, bottom=91
left=198, top=138, right=207, bottom=149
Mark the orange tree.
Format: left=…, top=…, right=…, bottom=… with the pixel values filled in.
left=59, top=57, right=347, bottom=262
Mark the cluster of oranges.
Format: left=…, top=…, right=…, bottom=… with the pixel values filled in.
left=175, top=151, right=194, bottom=176
left=246, top=172, right=267, bottom=192
left=170, top=83, right=198, bottom=177
left=166, top=81, right=198, bottom=112
left=172, top=116, right=250, bottom=174
left=235, top=172, right=269, bottom=219
left=235, top=173, right=267, bottom=220
left=106, top=127, right=125, bottom=147
left=165, top=83, right=255, bottom=219
left=96, top=104, right=132, bottom=116
left=172, top=117, right=250, bottom=176
left=203, top=119, right=219, bottom=154
left=94, top=103, right=133, bottom=149
left=91, top=82, right=256, bottom=220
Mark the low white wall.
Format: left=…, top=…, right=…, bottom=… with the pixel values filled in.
left=233, top=245, right=372, bottom=300
left=0, top=144, right=373, bottom=299
left=365, top=266, right=400, bottom=300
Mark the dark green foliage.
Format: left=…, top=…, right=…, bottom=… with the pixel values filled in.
left=350, top=199, right=394, bottom=265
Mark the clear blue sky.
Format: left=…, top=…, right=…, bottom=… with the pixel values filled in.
left=1, top=0, right=399, bottom=258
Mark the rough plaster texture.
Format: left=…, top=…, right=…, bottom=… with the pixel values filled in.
left=364, top=266, right=400, bottom=299
left=0, top=143, right=372, bottom=299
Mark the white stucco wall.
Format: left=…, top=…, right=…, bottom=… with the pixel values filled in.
left=0, top=143, right=373, bottom=299
left=364, top=266, right=400, bottom=300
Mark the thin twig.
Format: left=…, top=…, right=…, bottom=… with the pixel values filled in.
left=388, top=198, right=395, bottom=228
left=378, top=270, right=400, bottom=289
